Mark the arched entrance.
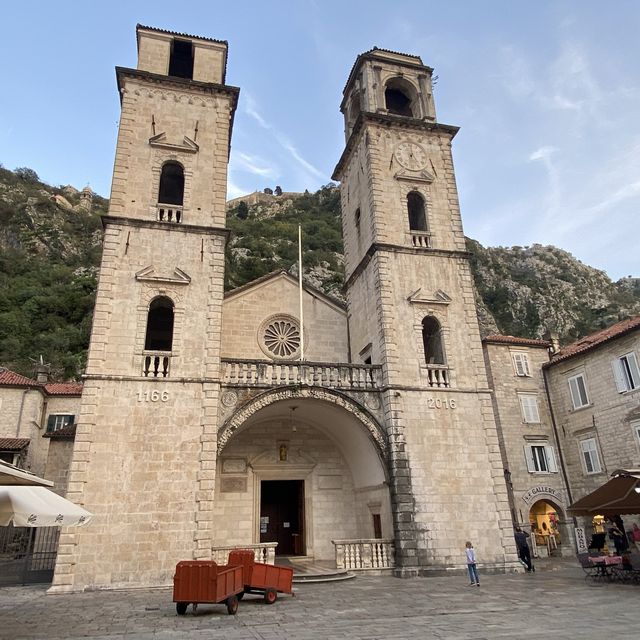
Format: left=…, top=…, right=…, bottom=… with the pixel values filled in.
left=214, top=389, right=390, bottom=563
left=528, top=499, right=570, bottom=558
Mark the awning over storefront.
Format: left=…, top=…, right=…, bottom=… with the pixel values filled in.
left=567, top=469, right=640, bottom=516
left=0, top=486, right=93, bottom=527
left=0, top=460, right=53, bottom=487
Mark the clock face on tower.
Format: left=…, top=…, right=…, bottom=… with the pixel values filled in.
left=395, top=142, right=428, bottom=171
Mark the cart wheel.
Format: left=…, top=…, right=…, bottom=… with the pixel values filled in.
left=264, top=588, right=277, bottom=605
left=237, top=590, right=245, bottom=601
left=226, top=595, right=239, bottom=615
left=176, top=602, right=188, bottom=615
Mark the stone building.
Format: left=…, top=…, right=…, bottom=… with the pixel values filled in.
left=544, top=316, right=640, bottom=535
left=4, top=24, right=638, bottom=592
left=482, top=336, right=572, bottom=557
left=47, top=26, right=519, bottom=593
left=0, top=366, right=81, bottom=496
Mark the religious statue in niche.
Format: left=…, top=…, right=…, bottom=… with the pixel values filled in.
left=279, top=443, right=288, bottom=462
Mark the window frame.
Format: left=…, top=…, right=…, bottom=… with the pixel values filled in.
left=568, top=373, right=590, bottom=410
left=46, top=414, right=75, bottom=433
left=519, top=394, right=541, bottom=424
left=512, top=352, right=531, bottom=377
left=524, top=444, right=558, bottom=474
left=612, top=351, right=640, bottom=393
left=632, top=420, right=640, bottom=451
left=579, top=437, right=602, bottom=475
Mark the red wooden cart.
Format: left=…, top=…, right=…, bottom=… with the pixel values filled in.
left=173, top=560, right=244, bottom=615
left=228, top=549, right=294, bottom=604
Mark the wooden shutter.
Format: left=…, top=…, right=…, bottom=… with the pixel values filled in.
left=513, top=353, right=529, bottom=376
left=545, top=446, right=558, bottom=473
left=524, top=445, right=536, bottom=472
left=568, top=376, right=580, bottom=408
left=627, top=352, right=640, bottom=389
left=520, top=395, right=540, bottom=423
left=612, top=358, right=627, bottom=393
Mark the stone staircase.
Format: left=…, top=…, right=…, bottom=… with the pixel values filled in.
left=275, top=557, right=356, bottom=583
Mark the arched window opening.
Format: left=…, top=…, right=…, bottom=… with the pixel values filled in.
left=349, top=93, right=361, bottom=124
left=422, top=316, right=445, bottom=365
left=385, top=87, right=413, bottom=117
left=407, top=191, right=427, bottom=231
left=144, top=297, right=175, bottom=352
left=168, top=39, right=194, bottom=80
left=158, top=162, right=184, bottom=206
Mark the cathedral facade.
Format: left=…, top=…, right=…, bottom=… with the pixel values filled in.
left=49, top=25, right=522, bottom=592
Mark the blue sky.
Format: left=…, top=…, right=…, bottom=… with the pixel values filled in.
left=1, top=1, right=639, bottom=280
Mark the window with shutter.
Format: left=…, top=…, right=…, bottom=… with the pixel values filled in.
left=524, top=444, right=558, bottom=473
left=519, top=395, right=540, bottom=423
left=580, top=438, right=601, bottom=474
left=632, top=421, right=640, bottom=449
left=613, top=352, right=640, bottom=392
left=512, top=352, right=531, bottom=377
left=568, top=374, right=589, bottom=409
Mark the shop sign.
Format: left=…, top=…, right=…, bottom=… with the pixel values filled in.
left=521, top=485, right=562, bottom=506
left=574, top=527, right=588, bottom=553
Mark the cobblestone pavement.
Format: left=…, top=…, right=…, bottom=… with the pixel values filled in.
left=1, top=565, right=638, bottom=640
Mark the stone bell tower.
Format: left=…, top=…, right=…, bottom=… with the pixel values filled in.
left=51, top=25, right=239, bottom=592
left=333, top=48, right=518, bottom=575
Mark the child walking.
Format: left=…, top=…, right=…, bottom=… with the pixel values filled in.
left=465, top=541, right=480, bottom=586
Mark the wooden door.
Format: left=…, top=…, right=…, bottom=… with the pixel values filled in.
left=260, top=480, right=304, bottom=555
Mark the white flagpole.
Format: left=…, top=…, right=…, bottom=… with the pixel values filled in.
left=298, top=224, right=305, bottom=361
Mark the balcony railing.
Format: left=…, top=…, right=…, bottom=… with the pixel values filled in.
left=221, top=359, right=382, bottom=390
left=410, top=230, right=431, bottom=248
left=426, top=365, right=450, bottom=388
left=156, top=203, right=183, bottom=223
left=332, top=538, right=395, bottom=571
left=142, top=351, right=171, bottom=378
left=211, top=542, right=277, bottom=565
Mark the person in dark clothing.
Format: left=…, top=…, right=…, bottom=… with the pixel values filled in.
left=609, top=520, right=626, bottom=555
left=515, top=527, right=535, bottom=572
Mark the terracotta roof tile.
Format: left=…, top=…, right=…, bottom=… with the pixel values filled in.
left=0, top=367, right=82, bottom=395
left=0, top=368, right=39, bottom=387
left=0, top=438, right=30, bottom=451
left=136, top=24, right=227, bottom=45
left=44, top=382, right=83, bottom=396
left=547, top=315, right=640, bottom=366
left=483, top=335, right=551, bottom=348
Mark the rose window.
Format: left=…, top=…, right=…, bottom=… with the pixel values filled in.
left=259, top=316, right=301, bottom=359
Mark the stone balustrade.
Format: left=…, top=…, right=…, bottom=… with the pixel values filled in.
left=426, top=365, right=450, bottom=388
left=156, top=203, right=183, bottom=223
left=142, top=351, right=171, bottom=378
left=222, top=359, right=383, bottom=390
left=332, top=538, right=395, bottom=571
left=411, top=230, right=432, bottom=248
left=211, top=542, right=277, bottom=565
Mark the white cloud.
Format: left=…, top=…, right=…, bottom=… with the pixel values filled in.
left=279, top=138, right=326, bottom=181
left=242, top=91, right=328, bottom=184
left=233, top=152, right=278, bottom=179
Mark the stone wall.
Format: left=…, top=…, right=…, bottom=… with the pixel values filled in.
left=546, top=331, right=640, bottom=501
left=221, top=273, right=348, bottom=362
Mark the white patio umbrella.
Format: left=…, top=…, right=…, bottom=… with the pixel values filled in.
left=0, top=486, right=93, bottom=527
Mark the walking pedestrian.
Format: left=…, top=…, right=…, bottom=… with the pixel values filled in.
left=514, top=527, right=535, bottom=572
left=465, top=541, right=480, bottom=586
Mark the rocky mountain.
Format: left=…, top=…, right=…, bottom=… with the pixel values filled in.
left=1, top=167, right=638, bottom=380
